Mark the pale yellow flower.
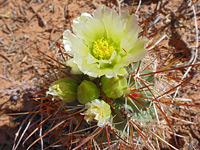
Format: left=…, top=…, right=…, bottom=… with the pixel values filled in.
left=63, top=6, right=147, bottom=78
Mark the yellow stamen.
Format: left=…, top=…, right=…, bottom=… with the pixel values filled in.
left=91, top=37, right=115, bottom=60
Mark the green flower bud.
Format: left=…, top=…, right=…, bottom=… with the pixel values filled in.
left=101, top=76, right=127, bottom=99
left=47, top=78, right=78, bottom=102
left=77, top=80, right=100, bottom=104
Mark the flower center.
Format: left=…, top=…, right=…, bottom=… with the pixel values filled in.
left=91, top=38, right=115, bottom=60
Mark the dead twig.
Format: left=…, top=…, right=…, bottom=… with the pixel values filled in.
left=64, top=0, right=69, bottom=23
left=48, top=34, right=63, bottom=51
left=29, top=0, right=48, bottom=20
left=0, top=54, right=11, bottom=63
left=29, top=6, right=46, bottom=27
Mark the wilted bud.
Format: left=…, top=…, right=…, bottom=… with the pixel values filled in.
left=77, top=80, right=100, bottom=104
left=82, top=99, right=111, bottom=127
left=47, top=78, right=78, bottom=102
left=101, top=76, right=127, bottom=99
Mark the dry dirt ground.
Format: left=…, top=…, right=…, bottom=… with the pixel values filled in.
left=0, top=0, right=200, bottom=149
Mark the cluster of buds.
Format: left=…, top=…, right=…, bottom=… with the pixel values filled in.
left=47, top=6, right=147, bottom=127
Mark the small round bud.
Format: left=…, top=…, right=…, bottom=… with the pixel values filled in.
left=101, top=76, right=127, bottom=99
left=47, top=78, right=78, bottom=102
left=77, top=80, right=100, bottom=104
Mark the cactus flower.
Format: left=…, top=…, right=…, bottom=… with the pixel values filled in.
left=101, top=76, right=127, bottom=99
left=46, top=78, right=78, bottom=102
left=77, top=80, right=100, bottom=104
left=82, top=99, right=111, bottom=127
left=63, top=6, right=147, bottom=78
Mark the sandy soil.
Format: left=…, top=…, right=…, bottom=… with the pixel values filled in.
left=0, top=0, right=199, bottom=149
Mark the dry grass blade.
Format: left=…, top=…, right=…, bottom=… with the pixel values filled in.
left=148, top=129, right=178, bottom=150
left=129, top=0, right=135, bottom=15
left=72, top=127, right=104, bottom=150
left=128, top=94, right=146, bottom=109
left=140, top=63, right=200, bottom=77
left=137, top=77, right=156, bottom=100
left=22, top=111, right=56, bottom=146
left=165, top=75, right=199, bottom=87
left=12, top=115, right=31, bottom=150
left=159, top=101, right=200, bottom=107
left=159, top=56, right=184, bottom=71
left=31, top=46, right=68, bottom=68
left=44, top=137, right=67, bottom=150
left=129, top=119, right=153, bottom=149
left=106, top=126, right=111, bottom=150
left=156, top=78, right=190, bottom=99
left=154, top=103, right=178, bottom=146
left=12, top=105, right=40, bottom=150
left=27, top=120, right=67, bottom=150
left=107, top=124, right=134, bottom=148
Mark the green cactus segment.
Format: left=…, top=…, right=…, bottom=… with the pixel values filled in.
left=141, top=68, right=155, bottom=83
left=128, top=61, right=156, bottom=106
left=47, top=78, right=78, bottom=102
left=112, top=99, right=154, bottom=125
left=101, top=76, right=127, bottom=99
left=132, top=108, right=154, bottom=124
left=131, top=61, right=155, bottom=83
left=112, top=99, right=134, bottom=121
left=77, top=80, right=100, bottom=104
